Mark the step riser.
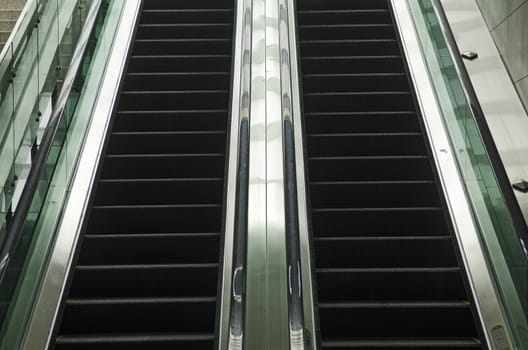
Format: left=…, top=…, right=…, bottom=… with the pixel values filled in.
left=137, top=24, right=233, bottom=39
left=70, top=267, right=219, bottom=298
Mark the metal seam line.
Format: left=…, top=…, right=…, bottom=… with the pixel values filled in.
left=265, top=0, right=290, bottom=347
left=390, top=1, right=515, bottom=349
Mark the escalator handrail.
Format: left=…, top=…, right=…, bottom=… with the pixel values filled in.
left=0, top=0, right=103, bottom=283
left=225, top=0, right=252, bottom=348
left=279, top=0, right=306, bottom=348
left=431, top=0, right=528, bottom=259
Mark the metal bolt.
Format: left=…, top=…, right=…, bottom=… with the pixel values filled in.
left=461, top=51, right=478, bottom=60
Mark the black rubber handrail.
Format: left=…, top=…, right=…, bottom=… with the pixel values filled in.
left=227, top=0, right=251, bottom=348
left=431, top=0, right=528, bottom=258
left=0, top=0, right=104, bottom=283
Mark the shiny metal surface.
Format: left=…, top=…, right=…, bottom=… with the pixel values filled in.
left=244, top=0, right=289, bottom=346
left=265, top=0, right=290, bottom=346
left=244, top=0, right=268, bottom=346
left=20, top=1, right=142, bottom=348
left=439, top=0, right=528, bottom=228
left=220, top=0, right=251, bottom=348
left=391, top=1, right=515, bottom=349
left=285, top=0, right=317, bottom=346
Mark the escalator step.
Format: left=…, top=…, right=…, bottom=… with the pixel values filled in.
left=137, top=23, right=233, bottom=39
left=59, top=297, right=216, bottom=334
left=69, top=264, right=219, bottom=298
left=55, top=334, right=215, bottom=350
left=296, top=0, right=483, bottom=347
left=321, top=338, right=481, bottom=349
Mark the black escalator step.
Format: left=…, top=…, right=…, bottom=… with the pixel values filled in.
left=310, top=181, right=439, bottom=208
left=141, top=9, right=233, bottom=24
left=308, top=156, right=434, bottom=182
left=299, top=24, right=396, bottom=40
left=311, top=207, right=448, bottom=237
left=128, top=55, right=231, bottom=73
left=307, top=133, right=426, bottom=157
left=137, top=23, right=233, bottom=39
left=69, top=264, right=218, bottom=298
left=133, top=39, right=232, bottom=55
left=55, top=334, right=214, bottom=350
left=79, top=233, right=220, bottom=265
left=301, top=56, right=404, bottom=74
left=119, top=90, right=229, bottom=110
left=313, top=236, right=457, bottom=268
left=143, top=0, right=232, bottom=10
left=303, top=91, right=413, bottom=113
left=297, top=10, right=391, bottom=26
left=318, top=302, right=477, bottom=339
left=101, top=154, right=225, bottom=179
left=304, top=112, right=420, bottom=133
left=316, top=268, right=466, bottom=301
left=124, top=72, right=230, bottom=91
left=302, top=73, right=408, bottom=93
left=94, top=178, right=223, bottom=205
left=300, top=39, right=400, bottom=56
left=322, top=338, right=481, bottom=349
left=107, top=131, right=226, bottom=155
left=86, top=205, right=222, bottom=234
left=114, top=109, right=227, bottom=132
left=298, top=0, right=387, bottom=11
left=59, top=297, right=216, bottom=335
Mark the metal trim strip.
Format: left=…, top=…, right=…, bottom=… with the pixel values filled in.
left=219, top=0, right=252, bottom=348
left=285, top=0, right=318, bottom=347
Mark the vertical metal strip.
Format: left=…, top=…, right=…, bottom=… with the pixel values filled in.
left=264, top=0, right=290, bottom=346
left=244, top=0, right=268, bottom=346
left=219, top=0, right=252, bottom=348
left=390, top=1, right=516, bottom=349
left=244, top=0, right=290, bottom=347
left=286, top=0, right=318, bottom=347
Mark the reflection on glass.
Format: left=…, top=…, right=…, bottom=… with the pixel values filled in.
left=0, top=0, right=117, bottom=348
left=409, top=1, right=528, bottom=346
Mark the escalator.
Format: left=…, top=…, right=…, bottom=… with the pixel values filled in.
left=50, top=0, right=234, bottom=348
left=296, top=0, right=484, bottom=348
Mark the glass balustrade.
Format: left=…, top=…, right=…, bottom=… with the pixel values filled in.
left=409, top=1, right=528, bottom=346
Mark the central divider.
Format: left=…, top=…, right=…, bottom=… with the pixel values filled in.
left=244, top=0, right=290, bottom=347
